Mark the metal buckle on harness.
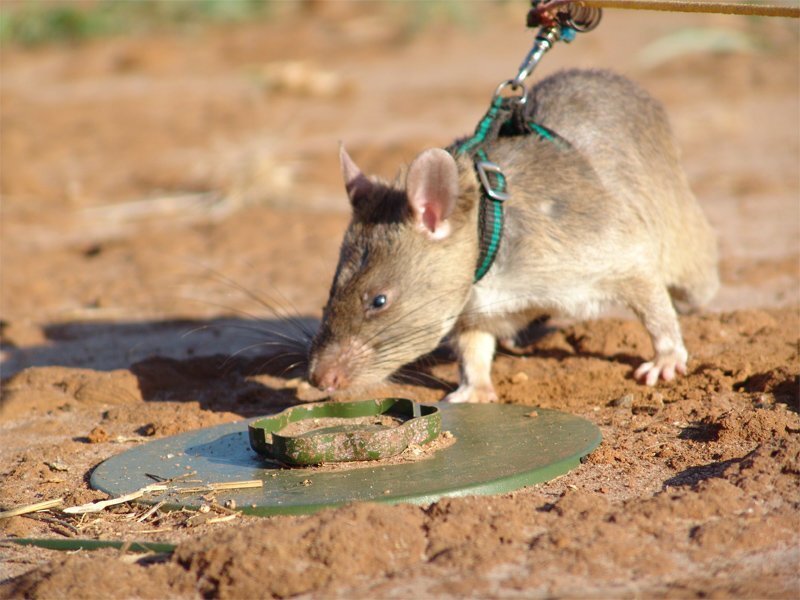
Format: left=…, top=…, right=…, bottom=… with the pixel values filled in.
left=476, top=160, right=510, bottom=202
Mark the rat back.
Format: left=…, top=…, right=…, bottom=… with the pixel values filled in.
left=446, top=69, right=719, bottom=400
left=516, top=69, right=718, bottom=309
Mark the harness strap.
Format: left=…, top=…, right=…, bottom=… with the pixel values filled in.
left=442, top=1, right=593, bottom=283
left=473, top=150, right=506, bottom=282
left=449, top=97, right=511, bottom=283
left=449, top=98, right=568, bottom=283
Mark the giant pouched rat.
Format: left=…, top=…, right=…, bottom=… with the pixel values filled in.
left=308, top=69, right=718, bottom=403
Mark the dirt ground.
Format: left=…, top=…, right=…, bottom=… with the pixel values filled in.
left=1, top=3, right=799, bottom=598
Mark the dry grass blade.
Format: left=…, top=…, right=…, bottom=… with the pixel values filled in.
left=208, top=502, right=240, bottom=515
left=57, top=480, right=261, bottom=516
left=136, top=501, right=166, bottom=523
left=112, top=435, right=151, bottom=444
left=208, top=480, right=263, bottom=491
left=172, top=480, right=263, bottom=494
left=0, top=498, right=64, bottom=519
left=25, top=514, right=80, bottom=536
left=207, top=514, right=239, bottom=524
left=62, top=485, right=167, bottom=515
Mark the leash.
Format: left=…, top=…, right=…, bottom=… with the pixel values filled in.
left=452, top=3, right=599, bottom=283
left=534, top=0, right=799, bottom=19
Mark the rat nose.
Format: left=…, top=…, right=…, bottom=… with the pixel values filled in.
left=309, top=363, right=349, bottom=392
left=308, top=338, right=367, bottom=392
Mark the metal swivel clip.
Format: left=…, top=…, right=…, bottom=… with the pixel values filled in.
left=499, top=1, right=603, bottom=98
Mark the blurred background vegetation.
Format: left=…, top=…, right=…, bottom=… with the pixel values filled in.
left=0, top=0, right=275, bottom=45
left=0, top=0, right=486, bottom=47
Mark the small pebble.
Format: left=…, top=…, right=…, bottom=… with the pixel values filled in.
left=198, top=504, right=211, bottom=513
left=526, top=410, right=539, bottom=418
left=224, top=499, right=237, bottom=510
left=45, top=460, right=69, bottom=472
left=633, top=391, right=664, bottom=415
left=511, top=372, right=529, bottom=384
left=612, top=394, right=634, bottom=409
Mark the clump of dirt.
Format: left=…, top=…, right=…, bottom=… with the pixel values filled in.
left=5, top=554, right=196, bottom=600
left=175, top=502, right=427, bottom=598
left=86, top=426, right=111, bottom=444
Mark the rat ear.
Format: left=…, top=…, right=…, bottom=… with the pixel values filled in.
left=340, top=144, right=372, bottom=208
left=406, top=148, right=459, bottom=240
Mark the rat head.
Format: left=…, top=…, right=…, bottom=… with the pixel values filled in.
left=308, top=146, right=478, bottom=393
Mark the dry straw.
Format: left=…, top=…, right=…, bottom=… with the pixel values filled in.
left=0, top=498, right=64, bottom=519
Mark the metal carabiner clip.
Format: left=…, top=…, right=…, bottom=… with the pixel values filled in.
left=512, top=25, right=561, bottom=88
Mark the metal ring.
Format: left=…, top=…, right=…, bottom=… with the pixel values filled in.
left=493, top=79, right=528, bottom=105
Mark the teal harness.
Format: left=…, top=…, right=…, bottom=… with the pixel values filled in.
left=443, top=1, right=600, bottom=283
left=449, top=96, right=567, bottom=283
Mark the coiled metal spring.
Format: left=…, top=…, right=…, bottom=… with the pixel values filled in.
left=527, top=1, right=602, bottom=32
left=561, top=4, right=602, bottom=32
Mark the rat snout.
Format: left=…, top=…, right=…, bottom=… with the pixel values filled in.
left=307, top=337, right=372, bottom=393
left=309, top=361, right=350, bottom=392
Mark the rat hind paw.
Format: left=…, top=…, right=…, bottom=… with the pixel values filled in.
left=634, top=350, right=688, bottom=386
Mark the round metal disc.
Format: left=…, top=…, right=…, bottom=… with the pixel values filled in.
left=90, top=403, right=601, bottom=516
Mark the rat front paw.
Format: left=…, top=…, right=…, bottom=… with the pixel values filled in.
left=634, top=348, right=688, bottom=386
left=443, top=384, right=498, bottom=404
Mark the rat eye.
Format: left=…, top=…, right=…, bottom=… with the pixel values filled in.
left=371, top=294, right=388, bottom=310
left=363, top=291, right=391, bottom=315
